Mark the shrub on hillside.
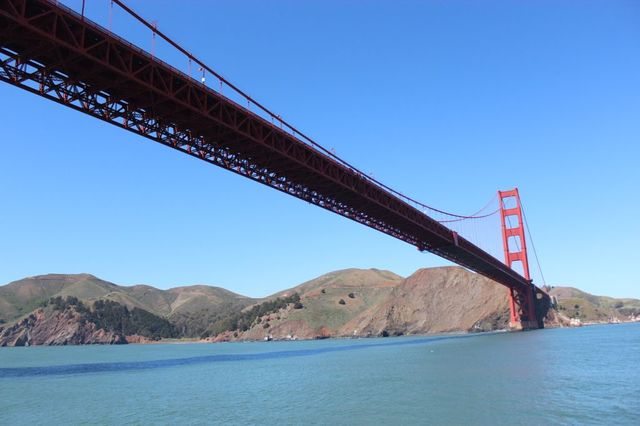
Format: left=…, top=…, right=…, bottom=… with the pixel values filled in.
left=43, top=296, right=176, bottom=340
left=204, top=293, right=301, bottom=336
left=338, top=299, right=346, bottom=305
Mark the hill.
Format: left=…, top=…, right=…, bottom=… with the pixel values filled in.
left=1, top=268, right=638, bottom=346
left=235, top=268, right=403, bottom=340
left=232, top=267, right=511, bottom=341
left=0, top=274, right=256, bottom=336
left=344, top=267, right=512, bottom=335
left=0, top=296, right=176, bottom=346
left=0, top=274, right=119, bottom=321
left=549, top=286, right=640, bottom=323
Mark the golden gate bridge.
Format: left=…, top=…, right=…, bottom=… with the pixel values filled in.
left=0, top=0, right=551, bottom=329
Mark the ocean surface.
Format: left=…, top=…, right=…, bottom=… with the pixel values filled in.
left=1, top=323, right=638, bottom=425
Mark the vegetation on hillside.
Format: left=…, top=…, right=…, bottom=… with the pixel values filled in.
left=3, top=271, right=640, bottom=346
left=203, top=293, right=301, bottom=337
left=43, top=296, right=177, bottom=340
left=550, top=287, right=640, bottom=322
left=170, top=303, right=248, bottom=338
left=0, top=274, right=257, bottom=331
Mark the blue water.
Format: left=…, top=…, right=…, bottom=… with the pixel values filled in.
left=1, top=324, right=639, bottom=425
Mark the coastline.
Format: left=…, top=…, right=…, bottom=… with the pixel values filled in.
left=125, top=319, right=638, bottom=346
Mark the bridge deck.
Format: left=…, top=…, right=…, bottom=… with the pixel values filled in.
left=0, top=0, right=543, bottom=298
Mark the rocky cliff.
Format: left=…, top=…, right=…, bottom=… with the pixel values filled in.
left=0, top=296, right=176, bottom=346
left=0, top=305, right=125, bottom=346
left=343, top=267, right=511, bottom=336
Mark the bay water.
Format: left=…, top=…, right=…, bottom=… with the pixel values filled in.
left=1, top=323, right=638, bottom=425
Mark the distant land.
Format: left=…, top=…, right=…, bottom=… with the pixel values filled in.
left=1, top=267, right=638, bottom=346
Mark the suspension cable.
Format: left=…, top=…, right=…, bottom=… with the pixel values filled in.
left=108, top=0, right=496, bottom=220
left=438, top=194, right=500, bottom=223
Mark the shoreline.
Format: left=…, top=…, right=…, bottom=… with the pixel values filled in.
left=2, top=320, right=637, bottom=348
left=127, top=319, right=638, bottom=346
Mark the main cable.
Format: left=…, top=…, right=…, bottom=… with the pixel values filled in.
left=109, top=0, right=497, bottom=220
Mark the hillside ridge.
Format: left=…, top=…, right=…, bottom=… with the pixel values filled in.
left=1, top=268, right=638, bottom=346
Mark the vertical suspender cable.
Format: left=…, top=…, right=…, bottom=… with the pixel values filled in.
left=521, top=201, right=547, bottom=287
left=108, top=1, right=113, bottom=31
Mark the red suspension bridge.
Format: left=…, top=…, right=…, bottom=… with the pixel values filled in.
left=0, top=0, right=550, bottom=329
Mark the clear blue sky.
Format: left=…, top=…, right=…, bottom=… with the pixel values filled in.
left=1, top=0, right=638, bottom=297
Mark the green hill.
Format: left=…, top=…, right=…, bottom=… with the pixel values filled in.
left=237, top=268, right=404, bottom=340
left=549, top=287, right=640, bottom=322
left=0, top=274, right=118, bottom=322
left=0, top=274, right=256, bottom=336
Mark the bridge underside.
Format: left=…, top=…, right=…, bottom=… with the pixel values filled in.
left=0, top=0, right=549, bottom=329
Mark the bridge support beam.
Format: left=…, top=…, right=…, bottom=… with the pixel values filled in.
left=499, top=189, right=542, bottom=330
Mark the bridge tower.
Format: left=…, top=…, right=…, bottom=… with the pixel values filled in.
left=498, top=188, right=539, bottom=329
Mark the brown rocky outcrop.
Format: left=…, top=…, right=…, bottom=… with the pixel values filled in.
left=0, top=307, right=125, bottom=346
left=125, top=334, right=156, bottom=344
left=341, top=267, right=511, bottom=337
left=205, top=330, right=235, bottom=343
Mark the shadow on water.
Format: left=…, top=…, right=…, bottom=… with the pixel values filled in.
left=0, top=333, right=494, bottom=378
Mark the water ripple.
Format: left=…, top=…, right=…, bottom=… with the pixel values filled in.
left=0, top=334, right=477, bottom=378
